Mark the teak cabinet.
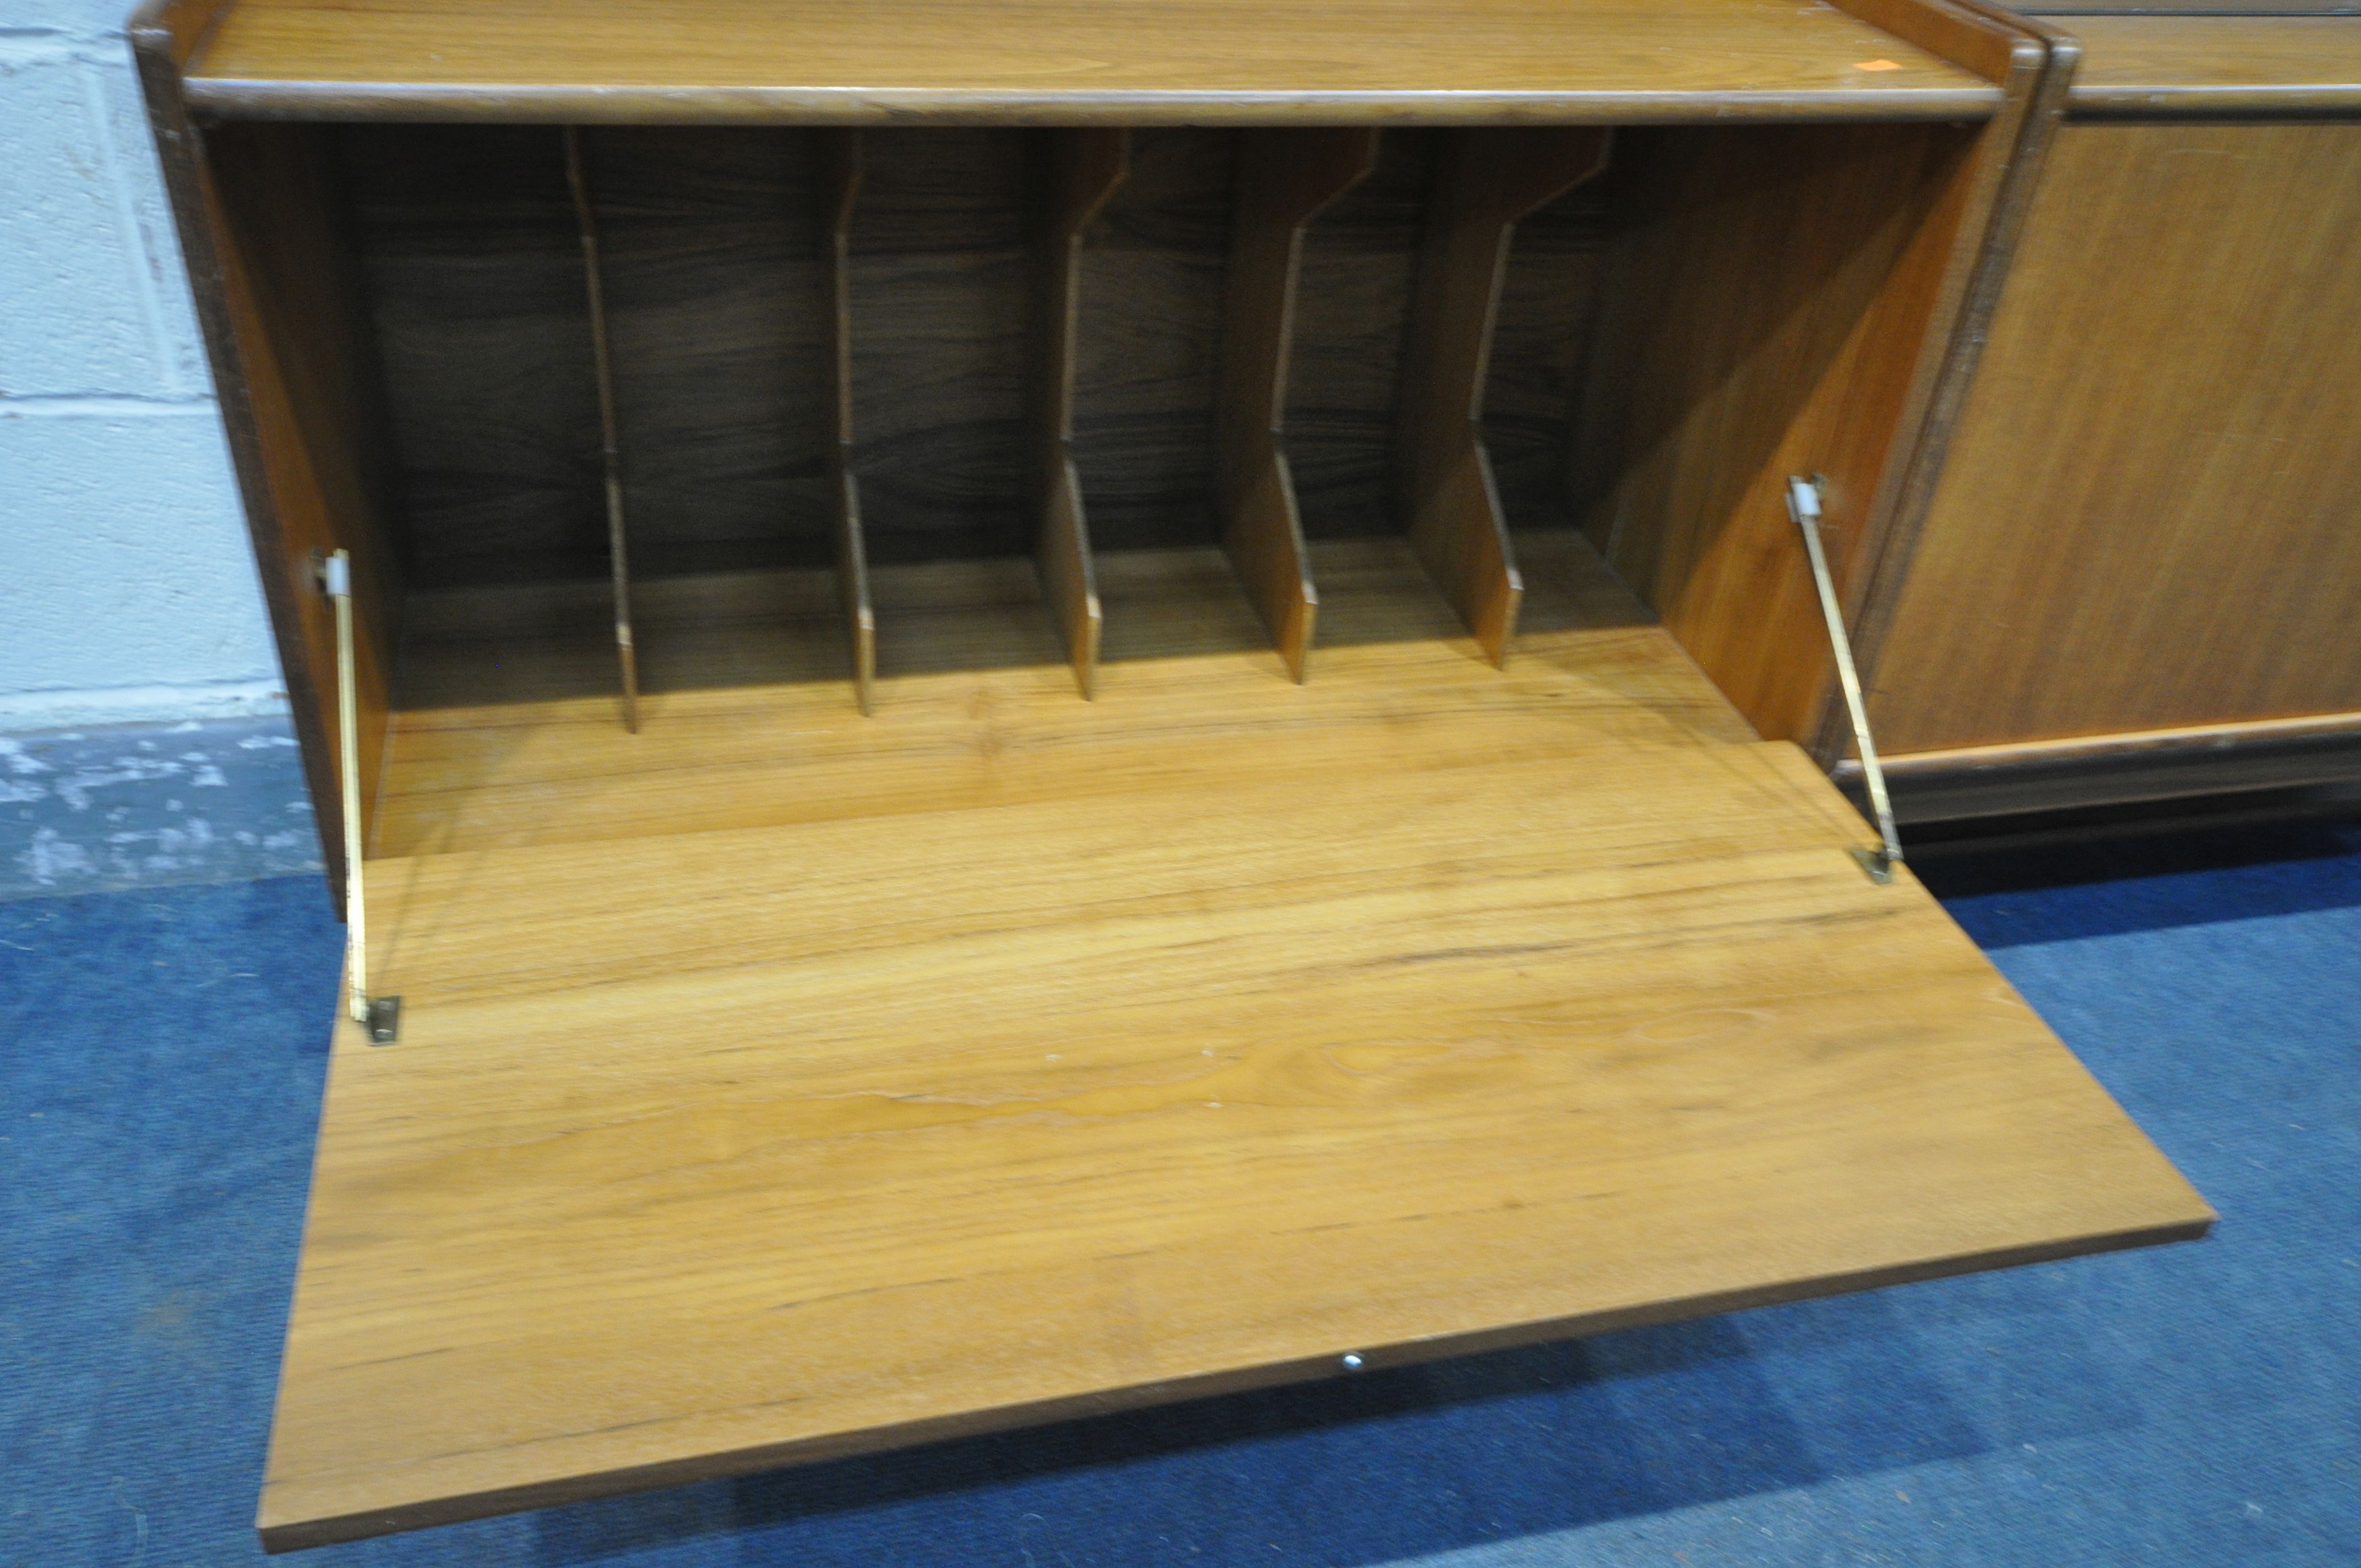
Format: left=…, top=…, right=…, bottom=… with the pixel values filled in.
left=134, top=0, right=2213, bottom=1551
left=1846, top=1, right=2361, bottom=818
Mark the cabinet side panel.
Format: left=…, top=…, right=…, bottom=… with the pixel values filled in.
left=188, top=119, right=405, bottom=900
left=1576, top=121, right=1984, bottom=743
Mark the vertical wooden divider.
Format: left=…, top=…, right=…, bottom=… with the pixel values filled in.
left=823, top=130, right=877, bottom=715
left=1395, top=127, right=1611, bottom=667
left=1034, top=129, right=1129, bottom=699
left=1217, top=129, right=1379, bottom=683
left=562, top=126, right=641, bottom=732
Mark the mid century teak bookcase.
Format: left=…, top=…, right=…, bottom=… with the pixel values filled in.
left=133, top=0, right=2211, bottom=1550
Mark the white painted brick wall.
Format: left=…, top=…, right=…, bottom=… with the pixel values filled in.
left=0, top=3, right=286, bottom=731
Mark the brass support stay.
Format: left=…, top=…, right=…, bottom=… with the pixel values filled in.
left=1788, top=476, right=1903, bottom=884
left=318, top=549, right=400, bottom=1042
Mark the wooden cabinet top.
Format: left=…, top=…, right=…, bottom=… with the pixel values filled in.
left=149, top=0, right=2003, bottom=123
left=2057, top=15, right=2361, bottom=115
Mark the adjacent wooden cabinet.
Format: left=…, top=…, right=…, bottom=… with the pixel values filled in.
left=134, top=0, right=2217, bottom=1551
left=1834, top=4, right=2361, bottom=817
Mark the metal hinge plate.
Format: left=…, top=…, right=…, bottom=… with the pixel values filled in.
left=1848, top=847, right=1896, bottom=886
left=365, top=995, right=402, bottom=1045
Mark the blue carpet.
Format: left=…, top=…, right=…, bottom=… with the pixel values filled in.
left=4, top=820, right=2358, bottom=1566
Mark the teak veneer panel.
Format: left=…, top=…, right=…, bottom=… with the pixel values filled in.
left=2060, top=16, right=2361, bottom=115
left=372, top=535, right=1751, bottom=859
left=268, top=733, right=2207, bottom=1550
left=1578, top=119, right=1992, bottom=745
left=262, top=535, right=2214, bottom=1549
left=1216, top=128, right=1377, bottom=679
left=1396, top=128, right=1611, bottom=667
left=847, top=130, right=1036, bottom=564
left=183, top=0, right=2001, bottom=123
left=171, top=120, right=405, bottom=911
left=1870, top=121, right=2361, bottom=756
left=1033, top=130, right=1129, bottom=698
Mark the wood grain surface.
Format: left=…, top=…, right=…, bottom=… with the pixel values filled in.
left=183, top=0, right=2000, bottom=123
left=847, top=130, right=1037, bottom=563
left=1033, top=131, right=1129, bottom=699
left=582, top=128, right=835, bottom=574
left=1483, top=164, right=1612, bottom=532
left=343, top=125, right=833, bottom=583
left=1396, top=128, right=1610, bottom=666
left=265, top=537, right=2210, bottom=1543
left=1829, top=0, right=2039, bottom=84
left=2060, top=16, right=2361, bottom=114
left=1071, top=129, right=1234, bottom=552
left=1576, top=121, right=1984, bottom=744
left=1288, top=133, right=1441, bottom=541
left=338, top=125, right=611, bottom=584
left=372, top=533, right=1752, bottom=858
left=1215, top=130, right=1378, bottom=680
left=198, top=121, right=404, bottom=904
left=1808, top=0, right=2067, bottom=771
left=1870, top=120, right=2361, bottom=757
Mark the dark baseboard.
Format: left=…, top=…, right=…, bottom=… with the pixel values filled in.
left=1834, top=713, right=2361, bottom=825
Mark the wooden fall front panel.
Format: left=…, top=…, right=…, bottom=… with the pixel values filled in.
left=286, top=535, right=2210, bottom=1551
left=131, top=0, right=2211, bottom=1551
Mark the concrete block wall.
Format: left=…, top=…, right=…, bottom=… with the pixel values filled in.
left=1, top=4, right=321, bottom=897
left=0, top=0, right=286, bottom=733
